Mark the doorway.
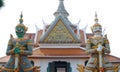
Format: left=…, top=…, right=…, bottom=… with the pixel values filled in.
left=47, top=61, right=72, bottom=72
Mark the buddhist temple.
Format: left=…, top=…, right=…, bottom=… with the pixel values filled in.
left=0, top=0, right=120, bottom=72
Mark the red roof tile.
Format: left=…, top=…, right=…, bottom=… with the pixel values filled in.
left=0, top=49, right=120, bottom=63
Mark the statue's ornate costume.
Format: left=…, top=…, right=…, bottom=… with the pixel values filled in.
left=2, top=13, right=33, bottom=72
left=84, top=13, right=113, bottom=72
left=2, top=37, right=33, bottom=72
left=85, top=36, right=113, bottom=72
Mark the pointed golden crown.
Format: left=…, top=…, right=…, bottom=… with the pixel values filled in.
left=92, top=12, right=102, bottom=27
left=15, top=12, right=28, bottom=32
left=91, top=12, right=102, bottom=32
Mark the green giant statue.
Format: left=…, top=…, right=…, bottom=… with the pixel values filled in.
left=2, top=13, right=33, bottom=72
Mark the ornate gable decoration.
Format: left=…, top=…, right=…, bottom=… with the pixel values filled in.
left=43, top=19, right=76, bottom=43
left=40, top=16, right=80, bottom=43
left=40, top=0, right=80, bottom=43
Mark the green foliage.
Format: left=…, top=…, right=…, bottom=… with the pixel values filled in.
left=0, top=0, right=4, bottom=8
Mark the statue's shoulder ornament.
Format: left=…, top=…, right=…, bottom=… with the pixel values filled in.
left=86, top=38, right=92, bottom=44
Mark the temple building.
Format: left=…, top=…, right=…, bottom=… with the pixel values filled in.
left=0, top=0, right=120, bottom=72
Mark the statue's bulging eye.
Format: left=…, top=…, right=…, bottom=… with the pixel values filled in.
left=16, top=28, right=24, bottom=33
left=20, top=29, right=24, bottom=33
left=20, top=29, right=22, bottom=32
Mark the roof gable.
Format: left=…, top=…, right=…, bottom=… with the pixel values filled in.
left=40, top=16, right=80, bottom=43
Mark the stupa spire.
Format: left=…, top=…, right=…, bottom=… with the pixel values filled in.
left=94, top=12, right=98, bottom=23
left=19, top=12, right=23, bottom=24
left=54, top=0, right=69, bottom=18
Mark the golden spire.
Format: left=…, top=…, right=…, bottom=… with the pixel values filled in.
left=19, top=12, right=23, bottom=24
left=91, top=12, right=102, bottom=32
left=94, top=12, right=98, bottom=23
left=16, top=12, right=28, bottom=32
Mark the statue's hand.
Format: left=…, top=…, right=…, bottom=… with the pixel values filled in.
left=14, top=47, right=20, bottom=54
left=20, top=50, right=24, bottom=54
left=97, top=44, right=103, bottom=52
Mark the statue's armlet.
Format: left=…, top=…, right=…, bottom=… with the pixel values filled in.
left=86, top=39, right=97, bottom=54
left=104, top=38, right=109, bottom=44
left=103, top=38, right=110, bottom=53
left=86, top=46, right=97, bottom=54
left=6, top=48, right=14, bottom=55
left=6, top=39, right=14, bottom=55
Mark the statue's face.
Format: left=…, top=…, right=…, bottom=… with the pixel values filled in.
left=93, top=26, right=102, bottom=35
left=15, top=26, right=25, bottom=38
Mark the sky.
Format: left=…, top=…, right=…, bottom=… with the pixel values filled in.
left=0, top=0, right=120, bottom=58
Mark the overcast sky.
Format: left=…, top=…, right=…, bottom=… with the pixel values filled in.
left=0, top=0, right=120, bottom=58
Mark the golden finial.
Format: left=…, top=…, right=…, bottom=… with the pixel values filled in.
left=94, top=11, right=98, bottom=23
left=91, top=12, right=102, bottom=33
left=19, top=12, right=23, bottom=24
left=93, top=12, right=101, bottom=27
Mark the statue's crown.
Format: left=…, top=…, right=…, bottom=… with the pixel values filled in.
left=15, top=12, right=28, bottom=32
left=91, top=12, right=102, bottom=30
left=92, top=23, right=101, bottom=28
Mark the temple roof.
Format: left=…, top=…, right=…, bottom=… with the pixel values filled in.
left=39, top=0, right=81, bottom=44
left=40, top=16, right=80, bottom=43
left=24, top=30, right=90, bottom=47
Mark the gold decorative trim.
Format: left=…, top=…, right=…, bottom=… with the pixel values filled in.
left=87, top=39, right=91, bottom=44
left=92, top=23, right=101, bottom=29
left=85, top=66, right=98, bottom=72
left=104, top=67, right=113, bottom=71
left=104, top=39, right=109, bottom=44
left=92, top=46, right=98, bottom=49
left=24, top=66, right=34, bottom=71
left=77, top=64, right=85, bottom=72
left=1, top=67, right=14, bottom=71
left=43, top=19, right=76, bottom=43
left=27, top=42, right=33, bottom=45
left=9, top=49, right=14, bottom=54
left=2, top=66, right=33, bottom=72
left=16, top=24, right=28, bottom=32
left=8, top=43, right=13, bottom=46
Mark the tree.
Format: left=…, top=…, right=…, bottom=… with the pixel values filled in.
left=0, top=0, right=4, bottom=8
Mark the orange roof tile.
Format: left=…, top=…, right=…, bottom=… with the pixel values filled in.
left=106, top=55, right=120, bottom=62
left=32, top=48, right=86, bottom=56
left=0, top=49, right=120, bottom=63
left=0, top=56, right=10, bottom=63
left=25, top=33, right=35, bottom=42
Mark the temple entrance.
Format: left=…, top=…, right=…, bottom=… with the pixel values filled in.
left=47, top=61, right=72, bottom=72
left=56, top=68, right=66, bottom=72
